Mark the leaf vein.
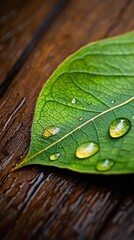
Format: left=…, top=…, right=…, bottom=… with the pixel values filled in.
left=25, top=96, right=134, bottom=162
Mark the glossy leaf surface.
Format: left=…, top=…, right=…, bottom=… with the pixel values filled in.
left=15, top=32, right=134, bottom=174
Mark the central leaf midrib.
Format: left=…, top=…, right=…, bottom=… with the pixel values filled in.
left=26, top=96, right=134, bottom=162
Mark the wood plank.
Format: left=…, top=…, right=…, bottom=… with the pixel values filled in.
left=0, top=0, right=56, bottom=84
left=0, top=0, right=134, bottom=239
left=98, top=194, right=134, bottom=240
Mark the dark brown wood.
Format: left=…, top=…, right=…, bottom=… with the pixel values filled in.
left=0, top=0, right=134, bottom=239
left=0, top=0, right=56, bottom=84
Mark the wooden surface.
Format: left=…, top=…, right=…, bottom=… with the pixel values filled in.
left=0, top=0, right=134, bottom=239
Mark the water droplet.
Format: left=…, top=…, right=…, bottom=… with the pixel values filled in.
left=109, top=118, right=131, bottom=138
left=96, top=159, right=114, bottom=171
left=49, top=153, right=61, bottom=161
left=43, top=126, right=60, bottom=139
left=79, top=117, right=83, bottom=121
left=72, top=98, right=76, bottom=104
left=111, top=99, right=115, bottom=104
left=76, top=142, right=99, bottom=159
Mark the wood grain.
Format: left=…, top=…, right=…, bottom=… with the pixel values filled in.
left=0, top=0, right=56, bottom=84
left=0, top=0, right=134, bottom=239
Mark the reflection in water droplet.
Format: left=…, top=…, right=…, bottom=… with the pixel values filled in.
left=43, top=126, right=60, bottom=139
left=72, top=98, right=76, bottom=104
left=111, top=100, right=115, bottom=104
left=109, top=118, right=131, bottom=138
left=76, top=142, right=99, bottom=159
left=50, top=153, right=61, bottom=161
left=96, top=159, right=114, bottom=171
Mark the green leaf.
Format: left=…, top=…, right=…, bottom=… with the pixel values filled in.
left=14, top=32, right=134, bottom=174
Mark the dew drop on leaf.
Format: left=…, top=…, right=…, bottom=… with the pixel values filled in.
left=110, top=99, right=115, bottom=104
left=43, top=126, right=60, bottom=139
left=76, top=142, right=99, bottom=159
left=109, top=118, right=131, bottom=138
left=71, top=98, right=76, bottom=104
left=96, top=159, right=114, bottom=171
left=49, top=153, right=61, bottom=161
